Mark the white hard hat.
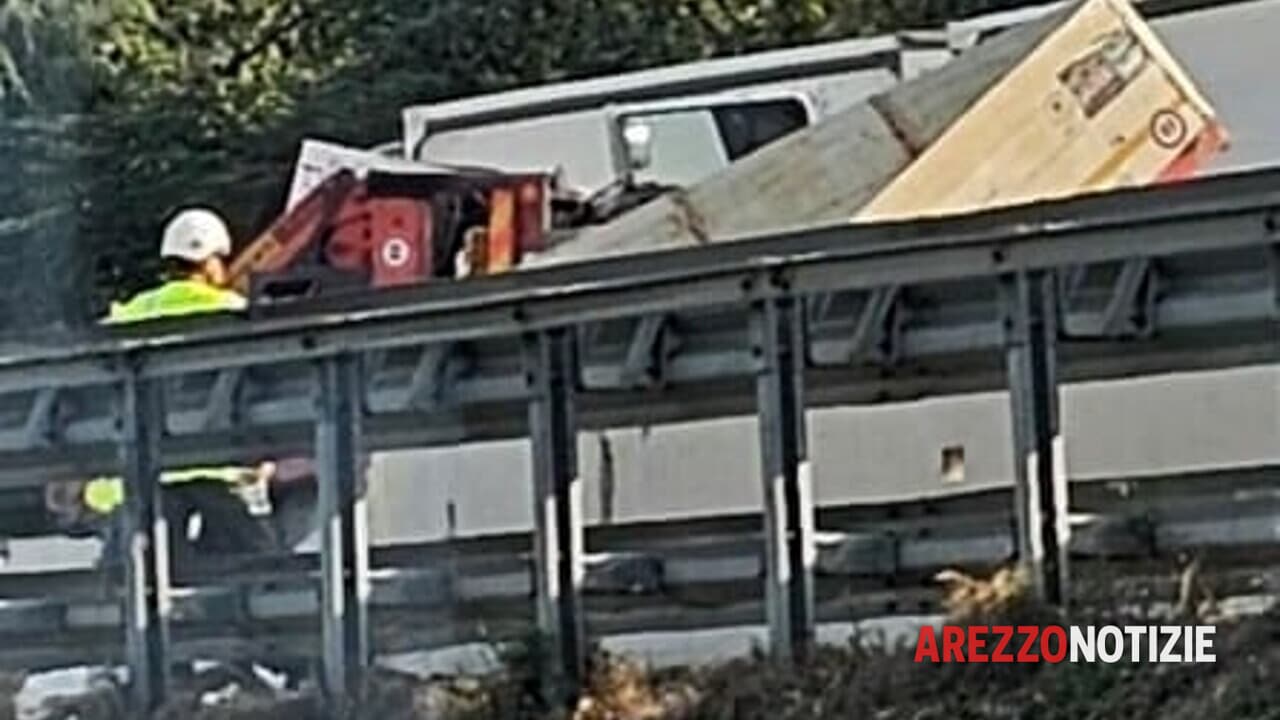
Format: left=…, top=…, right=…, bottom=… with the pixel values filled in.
left=160, top=208, right=232, bottom=262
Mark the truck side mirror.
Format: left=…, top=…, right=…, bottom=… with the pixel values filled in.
left=622, top=119, right=653, bottom=171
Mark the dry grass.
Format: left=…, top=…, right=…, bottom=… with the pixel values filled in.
left=934, top=565, right=1033, bottom=621
left=572, top=653, right=697, bottom=720
left=10, top=563, right=1280, bottom=719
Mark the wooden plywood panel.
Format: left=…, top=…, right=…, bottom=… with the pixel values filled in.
left=858, top=0, right=1223, bottom=222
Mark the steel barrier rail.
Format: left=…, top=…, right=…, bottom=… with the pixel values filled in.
left=0, top=169, right=1274, bottom=482
left=3, top=462, right=1275, bottom=597
left=9, top=572, right=1278, bottom=675
left=0, top=166, right=1274, bottom=380
left=0, top=168, right=1277, bottom=709
left=1, top=456, right=1275, bottom=542
left=3, top=468, right=1280, bottom=671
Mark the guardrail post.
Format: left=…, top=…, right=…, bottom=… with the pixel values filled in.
left=119, top=369, right=170, bottom=712
left=751, top=296, right=816, bottom=661
left=1001, top=271, right=1070, bottom=604
left=316, top=353, right=370, bottom=715
left=523, top=328, right=585, bottom=704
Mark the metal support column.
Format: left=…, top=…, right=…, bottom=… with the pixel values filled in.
left=1001, top=271, right=1070, bottom=604
left=751, top=296, right=816, bottom=661
left=316, top=353, right=370, bottom=714
left=523, top=328, right=585, bottom=703
left=119, top=368, right=170, bottom=712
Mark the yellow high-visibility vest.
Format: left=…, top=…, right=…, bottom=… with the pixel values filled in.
left=83, top=468, right=257, bottom=514
left=104, top=279, right=246, bottom=324
left=85, top=279, right=253, bottom=515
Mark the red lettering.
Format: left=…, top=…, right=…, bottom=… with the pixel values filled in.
left=1041, top=625, right=1067, bottom=663
left=942, top=626, right=966, bottom=662
left=1016, top=625, right=1040, bottom=662
left=914, top=626, right=940, bottom=662
left=991, top=625, right=1015, bottom=662
left=968, top=625, right=989, bottom=662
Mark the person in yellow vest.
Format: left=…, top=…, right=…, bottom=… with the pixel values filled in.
left=104, top=207, right=249, bottom=323
left=72, top=208, right=278, bottom=570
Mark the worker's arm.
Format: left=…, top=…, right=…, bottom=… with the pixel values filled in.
left=218, top=289, right=249, bottom=312
left=260, top=457, right=315, bottom=484
left=259, top=455, right=370, bottom=496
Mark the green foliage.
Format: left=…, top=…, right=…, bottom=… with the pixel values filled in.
left=0, top=0, right=107, bottom=114
left=96, top=0, right=367, bottom=134
left=0, top=0, right=1040, bottom=331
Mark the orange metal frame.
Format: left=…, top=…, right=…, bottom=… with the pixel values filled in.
left=228, top=170, right=550, bottom=296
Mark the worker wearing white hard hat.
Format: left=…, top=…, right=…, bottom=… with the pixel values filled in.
left=107, top=207, right=245, bottom=322
left=37, top=205, right=328, bottom=687
left=52, top=206, right=278, bottom=575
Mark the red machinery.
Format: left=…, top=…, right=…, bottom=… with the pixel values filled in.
left=228, top=163, right=554, bottom=302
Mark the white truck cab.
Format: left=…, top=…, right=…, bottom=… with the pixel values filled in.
left=398, top=33, right=955, bottom=196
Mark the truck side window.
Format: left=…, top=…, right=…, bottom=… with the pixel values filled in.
left=712, top=99, right=810, bottom=161
left=622, top=97, right=810, bottom=188
left=625, top=109, right=730, bottom=187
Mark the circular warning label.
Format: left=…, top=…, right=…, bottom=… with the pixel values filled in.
left=381, top=237, right=411, bottom=267
left=1150, top=109, right=1187, bottom=149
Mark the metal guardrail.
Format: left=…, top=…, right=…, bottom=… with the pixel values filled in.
left=0, top=168, right=1276, bottom=711
left=2, top=466, right=1279, bottom=672
left=0, top=168, right=1274, bottom=483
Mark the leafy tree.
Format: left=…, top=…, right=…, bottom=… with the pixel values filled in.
left=95, top=0, right=366, bottom=134
left=0, top=0, right=107, bottom=114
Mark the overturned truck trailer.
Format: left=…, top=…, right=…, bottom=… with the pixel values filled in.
left=531, top=0, right=1225, bottom=265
